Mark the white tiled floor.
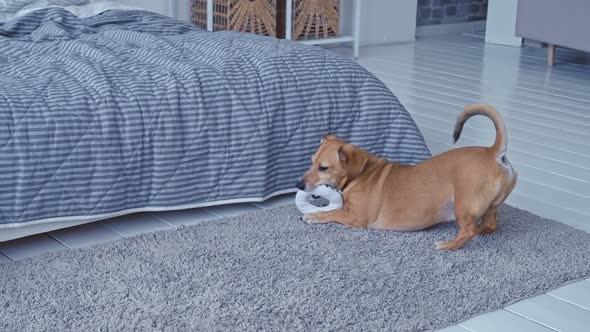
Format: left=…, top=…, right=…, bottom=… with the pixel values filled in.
left=1, top=34, right=589, bottom=331
left=0, top=233, right=67, bottom=260
left=0, top=252, right=10, bottom=263
left=203, top=202, right=262, bottom=218
left=505, top=294, right=590, bottom=331
left=49, top=222, right=122, bottom=249
left=459, top=309, right=555, bottom=332
left=100, top=213, right=175, bottom=237
left=150, top=208, right=218, bottom=227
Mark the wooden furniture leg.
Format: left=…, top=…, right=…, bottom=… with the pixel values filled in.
left=547, top=44, right=555, bottom=66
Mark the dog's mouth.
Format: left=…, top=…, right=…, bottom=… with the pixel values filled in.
left=306, top=180, right=338, bottom=193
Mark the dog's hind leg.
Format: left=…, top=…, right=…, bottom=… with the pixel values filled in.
left=476, top=175, right=516, bottom=235
left=477, top=206, right=498, bottom=235
left=436, top=192, right=487, bottom=250
left=436, top=213, right=478, bottom=251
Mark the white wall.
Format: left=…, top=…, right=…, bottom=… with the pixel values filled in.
left=357, top=0, right=417, bottom=45
left=116, top=0, right=417, bottom=45
left=485, top=0, right=522, bottom=46
left=115, top=0, right=190, bottom=20
left=175, top=0, right=191, bottom=21
left=115, top=0, right=168, bottom=16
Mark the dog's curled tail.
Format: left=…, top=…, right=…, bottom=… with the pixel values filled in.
left=453, top=103, right=507, bottom=158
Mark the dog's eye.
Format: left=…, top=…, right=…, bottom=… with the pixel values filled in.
left=318, top=166, right=328, bottom=172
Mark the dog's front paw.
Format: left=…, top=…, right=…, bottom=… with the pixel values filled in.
left=303, top=213, right=326, bottom=224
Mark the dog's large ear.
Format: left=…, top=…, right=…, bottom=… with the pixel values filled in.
left=320, top=134, right=338, bottom=144
left=338, top=144, right=368, bottom=179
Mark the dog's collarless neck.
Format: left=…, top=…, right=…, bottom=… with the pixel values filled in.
left=342, top=158, right=389, bottom=192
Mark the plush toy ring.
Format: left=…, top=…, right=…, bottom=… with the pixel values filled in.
left=295, top=184, right=343, bottom=214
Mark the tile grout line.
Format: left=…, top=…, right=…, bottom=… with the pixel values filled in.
left=502, top=308, right=562, bottom=332
left=371, top=53, right=590, bottom=96
left=445, top=36, right=590, bottom=69
left=415, top=120, right=590, bottom=174
left=459, top=32, right=484, bottom=40
left=375, top=69, right=590, bottom=121
left=0, top=251, right=12, bottom=262
left=370, top=58, right=590, bottom=102
left=414, top=121, right=590, bottom=168
left=148, top=213, right=179, bottom=228
left=406, top=105, right=590, bottom=156
left=456, top=323, right=476, bottom=331
left=363, top=54, right=590, bottom=98
left=398, top=92, right=590, bottom=144
left=3, top=209, right=256, bottom=263
left=546, top=293, right=590, bottom=311
left=0, top=251, right=17, bottom=261
left=383, top=49, right=590, bottom=85
left=402, top=97, right=590, bottom=149
left=416, top=120, right=590, bottom=163
left=46, top=233, right=72, bottom=250
left=251, top=202, right=268, bottom=209
left=377, top=41, right=590, bottom=82
left=365, top=55, right=590, bottom=100
left=203, top=209, right=228, bottom=219
left=363, top=59, right=590, bottom=118
left=367, top=58, right=590, bottom=112
left=204, top=203, right=261, bottom=219
left=406, top=39, right=590, bottom=74
left=412, top=112, right=590, bottom=165
left=388, top=81, right=590, bottom=137
left=507, top=193, right=590, bottom=232
left=100, top=223, right=129, bottom=239
left=498, top=308, right=561, bottom=332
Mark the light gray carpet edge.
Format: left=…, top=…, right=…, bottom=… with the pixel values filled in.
left=2, top=204, right=590, bottom=332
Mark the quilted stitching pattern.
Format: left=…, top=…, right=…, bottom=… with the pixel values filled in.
left=0, top=8, right=430, bottom=225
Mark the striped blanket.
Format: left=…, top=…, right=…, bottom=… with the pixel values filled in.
left=0, top=8, right=430, bottom=226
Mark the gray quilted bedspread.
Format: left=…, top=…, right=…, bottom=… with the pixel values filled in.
left=0, top=8, right=430, bottom=225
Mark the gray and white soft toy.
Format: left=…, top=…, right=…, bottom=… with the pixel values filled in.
left=295, top=184, right=343, bottom=214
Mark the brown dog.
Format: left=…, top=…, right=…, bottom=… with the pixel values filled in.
left=296, top=103, right=517, bottom=250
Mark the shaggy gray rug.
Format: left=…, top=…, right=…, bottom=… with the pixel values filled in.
left=2, top=204, right=590, bottom=332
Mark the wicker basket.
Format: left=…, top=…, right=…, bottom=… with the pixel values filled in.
left=190, top=0, right=339, bottom=41
left=191, top=0, right=283, bottom=38
left=292, top=0, right=339, bottom=40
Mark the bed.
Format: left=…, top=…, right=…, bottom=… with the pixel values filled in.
left=0, top=1, right=430, bottom=241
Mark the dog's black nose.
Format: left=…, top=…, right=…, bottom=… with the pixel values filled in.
left=295, top=179, right=306, bottom=190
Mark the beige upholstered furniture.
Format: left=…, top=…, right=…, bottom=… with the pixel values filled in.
left=516, top=0, right=590, bottom=65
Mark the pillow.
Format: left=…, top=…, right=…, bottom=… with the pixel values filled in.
left=0, top=0, right=91, bottom=13
left=0, top=1, right=139, bottom=23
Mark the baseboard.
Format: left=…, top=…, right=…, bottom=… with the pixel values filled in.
left=416, top=21, right=486, bottom=38
left=359, top=38, right=416, bottom=47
